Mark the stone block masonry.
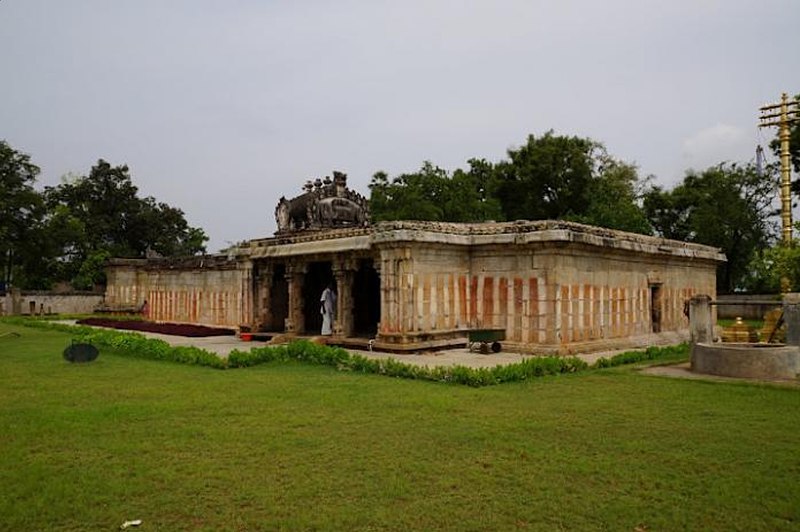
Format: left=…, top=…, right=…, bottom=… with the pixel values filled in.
left=104, top=220, right=724, bottom=353
left=104, top=256, right=251, bottom=329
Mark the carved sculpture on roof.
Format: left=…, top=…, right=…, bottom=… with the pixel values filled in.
left=274, top=171, right=370, bottom=234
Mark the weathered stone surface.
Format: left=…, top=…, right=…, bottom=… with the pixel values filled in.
left=104, top=257, right=251, bottom=328
left=1, top=289, right=104, bottom=316
left=105, top=219, right=724, bottom=353
left=274, top=171, right=369, bottom=234
left=691, top=342, right=800, bottom=380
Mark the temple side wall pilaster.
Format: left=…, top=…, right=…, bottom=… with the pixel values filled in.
left=285, top=262, right=307, bottom=334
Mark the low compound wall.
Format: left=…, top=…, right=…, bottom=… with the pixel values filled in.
left=716, top=294, right=781, bottom=320
left=0, top=290, right=104, bottom=316
left=104, top=257, right=252, bottom=329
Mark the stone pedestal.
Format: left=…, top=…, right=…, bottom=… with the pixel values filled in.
left=688, top=294, right=713, bottom=345
left=784, top=293, right=800, bottom=347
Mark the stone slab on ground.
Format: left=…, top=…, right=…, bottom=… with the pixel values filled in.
left=641, top=362, right=800, bottom=387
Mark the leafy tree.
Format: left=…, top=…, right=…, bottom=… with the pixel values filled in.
left=643, top=162, right=777, bottom=292
left=571, top=155, right=652, bottom=234
left=446, top=158, right=504, bottom=222
left=370, top=132, right=651, bottom=235
left=369, top=160, right=502, bottom=223
left=493, top=131, right=598, bottom=221
left=743, top=244, right=800, bottom=293
left=43, top=159, right=208, bottom=287
left=0, top=141, right=45, bottom=289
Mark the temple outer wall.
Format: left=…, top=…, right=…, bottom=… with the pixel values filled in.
left=102, top=220, right=723, bottom=353
left=371, top=221, right=721, bottom=354
left=376, top=243, right=471, bottom=346
left=104, top=257, right=251, bottom=329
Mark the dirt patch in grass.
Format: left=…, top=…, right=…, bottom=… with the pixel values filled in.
left=77, top=318, right=235, bottom=337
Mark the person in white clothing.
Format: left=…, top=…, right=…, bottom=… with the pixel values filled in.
left=320, top=283, right=337, bottom=335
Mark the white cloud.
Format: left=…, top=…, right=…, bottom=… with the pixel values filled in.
left=681, top=124, right=752, bottom=171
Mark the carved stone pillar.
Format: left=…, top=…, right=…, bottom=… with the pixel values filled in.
left=254, top=264, right=273, bottom=331
left=397, top=248, right=414, bottom=336
left=372, top=259, right=382, bottom=335
left=378, top=254, right=395, bottom=337
left=333, top=258, right=357, bottom=337
left=285, top=262, right=307, bottom=334
left=240, top=260, right=254, bottom=329
left=376, top=247, right=410, bottom=342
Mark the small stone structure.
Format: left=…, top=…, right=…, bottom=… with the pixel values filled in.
left=692, top=343, right=799, bottom=380
left=104, top=173, right=725, bottom=354
left=689, top=294, right=800, bottom=380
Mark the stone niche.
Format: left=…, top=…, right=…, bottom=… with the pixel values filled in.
left=274, top=171, right=369, bottom=234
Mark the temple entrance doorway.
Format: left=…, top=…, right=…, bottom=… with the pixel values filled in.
left=269, top=263, right=288, bottom=331
left=303, top=261, right=333, bottom=334
left=650, top=284, right=662, bottom=333
left=352, top=259, right=380, bottom=337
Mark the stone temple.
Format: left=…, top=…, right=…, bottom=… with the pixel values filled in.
left=104, top=172, right=725, bottom=354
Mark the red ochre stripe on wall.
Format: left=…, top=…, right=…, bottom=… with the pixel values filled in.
left=498, top=277, right=508, bottom=330
left=513, top=277, right=524, bottom=342
left=482, top=276, right=494, bottom=327
left=422, top=273, right=431, bottom=331
left=459, top=275, right=468, bottom=325
left=560, top=285, right=569, bottom=344
left=469, top=276, right=478, bottom=324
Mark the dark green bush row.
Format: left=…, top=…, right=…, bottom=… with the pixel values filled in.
left=1, top=317, right=226, bottom=368
left=3, top=316, right=687, bottom=385
left=74, top=329, right=227, bottom=368
left=592, top=344, right=689, bottom=368
left=230, top=341, right=588, bottom=386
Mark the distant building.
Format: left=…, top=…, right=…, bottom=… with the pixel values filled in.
left=104, top=173, right=724, bottom=354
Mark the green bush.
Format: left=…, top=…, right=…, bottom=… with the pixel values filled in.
left=593, top=344, right=689, bottom=369
left=3, top=316, right=687, bottom=386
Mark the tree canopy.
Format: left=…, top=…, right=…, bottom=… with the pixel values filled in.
left=493, top=132, right=598, bottom=221
left=0, top=141, right=45, bottom=290
left=369, top=160, right=503, bottom=223
left=0, top=143, right=208, bottom=290
left=643, top=162, right=776, bottom=293
left=369, top=131, right=652, bottom=234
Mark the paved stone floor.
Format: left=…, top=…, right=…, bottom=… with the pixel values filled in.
left=640, top=361, right=800, bottom=386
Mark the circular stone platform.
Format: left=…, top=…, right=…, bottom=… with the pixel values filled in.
left=691, top=342, right=800, bottom=380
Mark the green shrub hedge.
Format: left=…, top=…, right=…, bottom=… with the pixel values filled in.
left=592, top=344, right=689, bottom=368
left=2, top=316, right=689, bottom=386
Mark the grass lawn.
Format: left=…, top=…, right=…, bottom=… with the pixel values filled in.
left=1, top=322, right=799, bottom=531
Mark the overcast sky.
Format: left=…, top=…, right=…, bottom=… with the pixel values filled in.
left=2, top=0, right=799, bottom=252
